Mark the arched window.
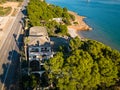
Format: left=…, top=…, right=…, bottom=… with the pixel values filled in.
left=30, top=60, right=40, bottom=71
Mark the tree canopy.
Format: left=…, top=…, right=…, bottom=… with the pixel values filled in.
left=27, top=0, right=75, bottom=36
left=45, top=37, right=120, bottom=90
left=0, top=0, right=23, bottom=3
left=27, top=0, right=72, bottom=26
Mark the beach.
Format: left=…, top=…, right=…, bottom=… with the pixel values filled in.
left=46, top=0, right=120, bottom=51
left=67, top=28, right=78, bottom=38
left=68, top=11, right=92, bottom=31
left=67, top=11, right=91, bottom=39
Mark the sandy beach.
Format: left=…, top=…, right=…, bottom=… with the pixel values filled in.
left=68, top=11, right=91, bottom=38
left=68, top=11, right=92, bottom=31
left=68, top=28, right=78, bottom=38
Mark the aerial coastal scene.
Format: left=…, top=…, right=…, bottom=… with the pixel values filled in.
left=0, top=0, right=120, bottom=90
left=46, top=0, right=120, bottom=51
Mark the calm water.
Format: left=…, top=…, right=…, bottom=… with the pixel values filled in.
left=46, top=0, right=120, bottom=51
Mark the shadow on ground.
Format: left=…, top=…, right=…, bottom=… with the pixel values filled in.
left=50, top=37, right=69, bottom=52
left=21, top=7, right=27, bottom=16
left=0, top=32, right=24, bottom=89
left=0, top=50, right=20, bottom=90
left=13, top=33, right=24, bottom=50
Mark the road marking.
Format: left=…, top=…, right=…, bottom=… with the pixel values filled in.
left=0, top=1, right=26, bottom=89
left=1, top=43, right=16, bottom=90
left=2, top=36, right=14, bottom=56
left=0, top=4, right=21, bottom=51
left=1, top=20, right=22, bottom=90
left=1, top=24, right=22, bottom=90
left=16, top=25, right=22, bottom=40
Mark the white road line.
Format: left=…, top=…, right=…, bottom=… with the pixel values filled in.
left=0, top=6, right=20, bottom=51
left=1, top=43, right=16, bottom=90
left=1, top=17, right=22, bottom=90
left=16, top=25, right=22, bottom=40
left=2, top=36, right=14, bottom=56
left=1, top=10, right=22, bottom=90
left=0, top=1, right=26, bottom=89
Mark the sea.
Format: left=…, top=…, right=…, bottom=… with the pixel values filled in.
left=46, top=0, right=120, bottom=51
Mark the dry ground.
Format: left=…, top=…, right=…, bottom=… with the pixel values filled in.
left=0, top=2, right=19, bottom=16
left=0, top=2, right=21, bottom=47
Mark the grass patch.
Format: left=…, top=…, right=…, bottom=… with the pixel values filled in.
left=0, top=6, right=12, bottom=16
left=73, top=21, right=78, bottom=24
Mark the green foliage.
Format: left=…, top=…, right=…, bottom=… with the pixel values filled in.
left=73, top=21, right=78, bottom=24
left=20, top=74, right=38, bottom=89
left=56, top=24, right=68, bottom=35
left=0, top=7, right=12, bottom=16
left=27, top=0, right=72, bottom=36
left=45, top=52, right=64, bottom=74
left=26, top=0, right=120, bottom=89
left=69, top=36, right=83, bottom=50
left=45, top=38, right=120, bottom=89
left=63, top=7, right=68, bottom=12
left=62, top=18, right=71, bottom=25
left=69, top=14, right=75, bottom=21
left=27, top=0, right=71, bottom=26
left=0, top=0, right=5, bottom=3
left=98, top=57, right=118, bottom=87
left=46, top=20, right=59, bottom=36
left=0, top=0, right=23, bottom=3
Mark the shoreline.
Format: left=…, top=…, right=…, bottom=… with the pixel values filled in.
left=68, top=11, right=92, bottom=31
left=67, top=10, right=91, bottom=39
left=67, top=27, right=85, bottom=40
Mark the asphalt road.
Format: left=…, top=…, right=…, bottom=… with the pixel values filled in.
left=0, top=0, right=28, bottom=89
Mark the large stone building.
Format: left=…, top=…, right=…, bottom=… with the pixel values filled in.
left=28, top=26, right=53, bottom=76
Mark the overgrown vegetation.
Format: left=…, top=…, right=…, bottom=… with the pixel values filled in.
left=27, top=0, right=75, bottom=36
left=22, top=0, right=120, bottom=89
left=0, top=0, right=23, bottom=3
left=44, top=37, right=120, bottom=90
left=0, top=6, right=12, bottom=16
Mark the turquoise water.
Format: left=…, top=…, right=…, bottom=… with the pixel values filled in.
left=46, top=0, right=120, bottom=51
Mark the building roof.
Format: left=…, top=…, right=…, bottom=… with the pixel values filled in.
left=28, top=36, right=50, bottom=45
left=28, top=26, right=50, bottom=45
left=29, top=26, right=48, bottom=36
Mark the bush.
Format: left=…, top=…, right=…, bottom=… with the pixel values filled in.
left=69, top=14, right=75, bottom=21
left=0, top=7, right=12, bottom=16
left=73, top=22, right=78, bottom=24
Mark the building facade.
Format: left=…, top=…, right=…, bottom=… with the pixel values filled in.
left=27, top=26, right=53, bottom=76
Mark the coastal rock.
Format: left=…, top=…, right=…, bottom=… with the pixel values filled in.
left=68, top=11, right=92, bottom=31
